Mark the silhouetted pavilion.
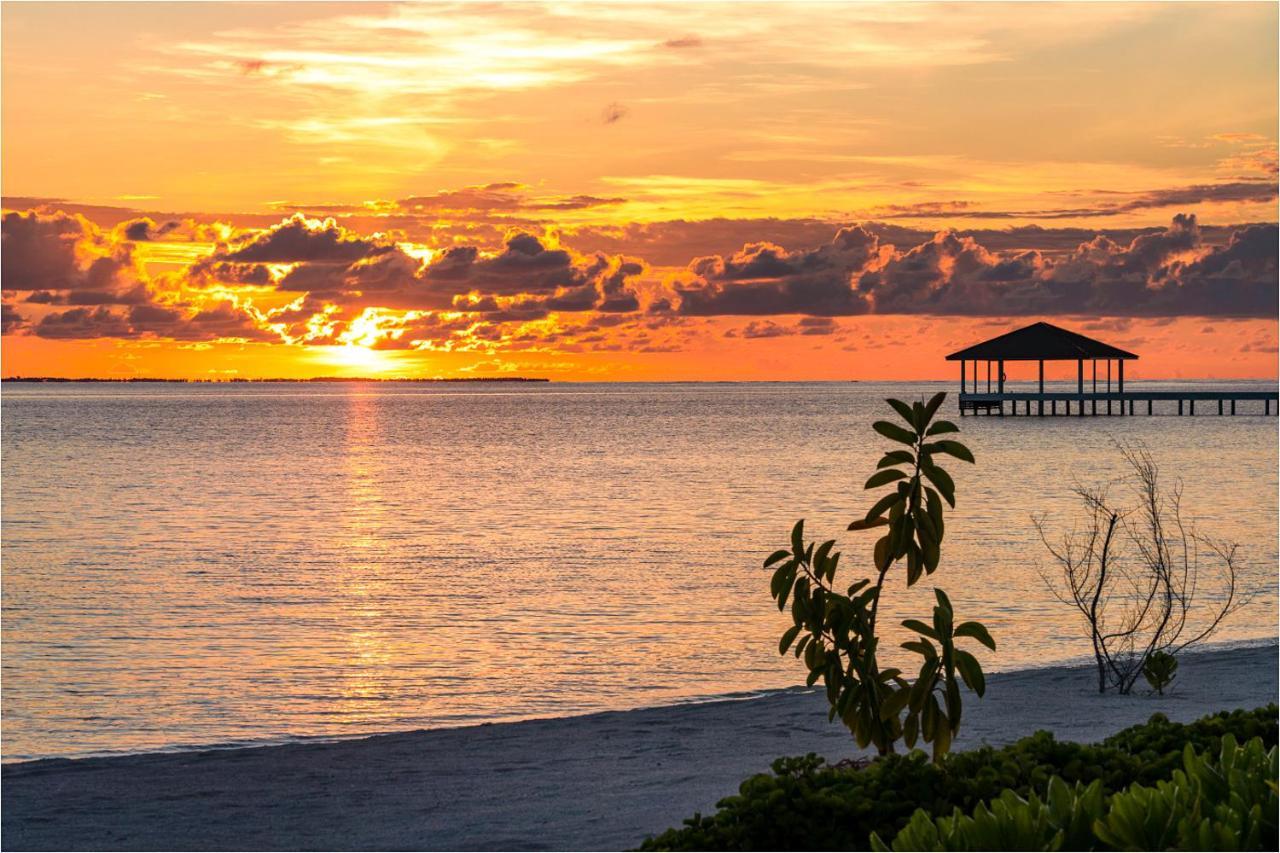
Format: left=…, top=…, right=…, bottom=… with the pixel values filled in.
left=944, top=321, right=1275, bottom=417
left=947, top=321, right=1135, bottom=410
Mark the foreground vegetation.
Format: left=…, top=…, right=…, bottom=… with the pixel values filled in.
left=640, top=705, right=1278, bottom=851
left=768, top=393, right=992, bottom=761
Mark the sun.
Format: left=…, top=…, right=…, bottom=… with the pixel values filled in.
left=321, top=344, right=399, bottom=375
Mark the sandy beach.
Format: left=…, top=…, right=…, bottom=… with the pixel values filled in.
left=3, top=641, right=1276, bottom=851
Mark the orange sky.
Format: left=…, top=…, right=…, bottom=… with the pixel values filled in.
left=2, top=1, right=1276, bottom=380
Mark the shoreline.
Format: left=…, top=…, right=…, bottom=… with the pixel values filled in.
left=3, top=641, right=1276, bottom=851
left=5, top=635, right=1276, bottom=767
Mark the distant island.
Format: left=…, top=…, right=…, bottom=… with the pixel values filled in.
left=2, top=376, right=551, bottom=383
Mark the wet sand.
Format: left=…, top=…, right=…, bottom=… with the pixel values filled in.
left=3, top=641, right=1276, bottom=851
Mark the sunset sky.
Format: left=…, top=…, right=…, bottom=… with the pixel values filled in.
left=2, top=1, right=1277, bottom=380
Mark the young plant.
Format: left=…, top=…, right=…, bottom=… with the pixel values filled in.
left=1035, top=441, right=1252, bottom=694
left=766, top=392, right=995, bottom=761
left=1143, top=650, right=1178, bottom=696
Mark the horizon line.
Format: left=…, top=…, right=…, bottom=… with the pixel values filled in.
left=5, top=376, right=1279, bottom=385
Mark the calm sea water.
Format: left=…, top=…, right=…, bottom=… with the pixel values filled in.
left=3, top=380, right=1277, bottom=761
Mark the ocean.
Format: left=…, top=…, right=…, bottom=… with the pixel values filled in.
left=3, top=379, right=1276, bottom=760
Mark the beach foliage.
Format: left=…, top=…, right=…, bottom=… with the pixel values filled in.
left=1142, top=650, right=1178, bottom=696
left=639, top=705, right=1278, bottom=851
left=1035, top=441, right=1250, bottom=694
left=873, top=734, right=1278, bottom=851
left=766, top=392, right=992, bottom=760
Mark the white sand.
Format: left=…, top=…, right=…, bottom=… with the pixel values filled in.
left=2, top=641, right=1276, bottom=851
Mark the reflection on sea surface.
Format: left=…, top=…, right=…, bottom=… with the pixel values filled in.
left=2, top=380, right=1276, bottom=759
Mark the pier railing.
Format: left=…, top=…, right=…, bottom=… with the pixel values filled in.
left=958, top=390, right=1278, bottom=416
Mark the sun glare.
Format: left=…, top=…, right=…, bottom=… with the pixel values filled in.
left=322, top=344, right=398, bottom=374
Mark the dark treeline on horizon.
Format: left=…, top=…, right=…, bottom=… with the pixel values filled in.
left=2, top=376, right=552, bottom=383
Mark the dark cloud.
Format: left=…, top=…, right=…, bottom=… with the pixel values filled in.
left=28, top=301, right=274, bottom=342
left=2, top=302, right=28, bottom=334
left=32, top=306, right=135, bottom=339
left=872, top=182, right=1277, bottom=221
left=602, top=102, right=628, bottom=124
left=672, top=215, right=1277, bottom=318
left=396, top=183, right=625, bottom=214
left=219, top=214, right=390, bottom=263
left=663, top=35, right=703, bottom=48
left=24, top=284, right=152, bottom=306
left=538, top=195, right=627, bottom=211
left=120, top=217, right=180, bottom=241
left=2, top=210, right=134, bottom=293
left=675, top=226, right=880, bottom=316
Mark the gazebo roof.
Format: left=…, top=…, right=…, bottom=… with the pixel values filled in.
left=945, top=322, right=1139, bottom=362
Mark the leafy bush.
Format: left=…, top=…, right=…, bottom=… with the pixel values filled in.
left=1143, top=651, right=1178, bottom=695
left=639, top=705, right=1278, bottom=851
left=767, top=393, right=992, bottom=761
left=875, top=776, right=1105, bottom=852
left=874, top=735, right=1277, bottom=851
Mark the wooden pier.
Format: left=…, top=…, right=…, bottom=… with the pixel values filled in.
left=946, top=322, right=1278, bottom=417
left=958, top=390, right=1276, bottom=416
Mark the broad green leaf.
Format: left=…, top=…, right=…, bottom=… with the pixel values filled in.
left=922, top=538, right=940, bottom=574
left=779, top=625, right=801, bottom=655
left=914, top=506, right=937, bottom=541
left=944, top=678, right=961, bottom=725
left=790, top=519, right=805, bottom=557
left=910, top=660, right=938, bottom=712
left=925, top=420, right=959, bottom=436
left=872, top=420, right=917, bottom=446
left=764, top=548, right=790, bottom=568
left=813, top=539, right=835, bottom=572
left=865, top=469, right=908, bottom=490
left=823, top=551, right=840, bottom=582
left=926, top=488, right=945, bottom=539
left=932, top=706, right=952, bottom=758
left=902, top=618, right=939, bottom=640
left=921, top=691, right=938, bottom=735
left=848, top=517, right=890, bottom=532
left=903, top=712, right=919, bottom=746
left=955, top=649, right=986, bottom=695
left=880, top=687, right=911, bottom=720
left=902, top=639, right=937, bottom=660
left=873, top=534, right=892, bottom=572
left=864, top=491, right=900, bottom=523
left=922, top=392, right=946, bottom=423
left=876, top=450, right=914, bottom=469
left=954, top=621, right=997, bottom=650
left=886, top=398, right=918, bottom=431
left=930, top=440, right=975, bottom=464
left=769, top=564, right=789, bottom=598
left=933, top=588, right=953, bottom=613
left=922, top=463, right=956, bottom=507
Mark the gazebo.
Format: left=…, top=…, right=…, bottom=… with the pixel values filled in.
left=945, top=322, right=1137, bottom=416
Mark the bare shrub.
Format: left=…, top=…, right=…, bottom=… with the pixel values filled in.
left=1035, top=441, right=1251, bottom=694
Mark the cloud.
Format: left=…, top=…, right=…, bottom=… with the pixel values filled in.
left=1, top=210, right=141, bottom=299
left=218, top=213, right=390, bottom=263
left=1, top=209, right=279, bottom=342
left=188, top=220, right=650, bottom=347
left=673, top=215, right=1278, bottom=318
left=662, top=35, right=703, bottom=48
left=2, top=302, right=28, bottom=334
left=397, top=183, right=626, bottom=214
left=6, top=206, right=1274, bottom=352
left=674, top=226, right=882, bottom=316
left=869, top=182, right=1278, bottom=220
left=26, top=301, right=274, bottom=342
left=119, top=217, right=181, bottom=241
